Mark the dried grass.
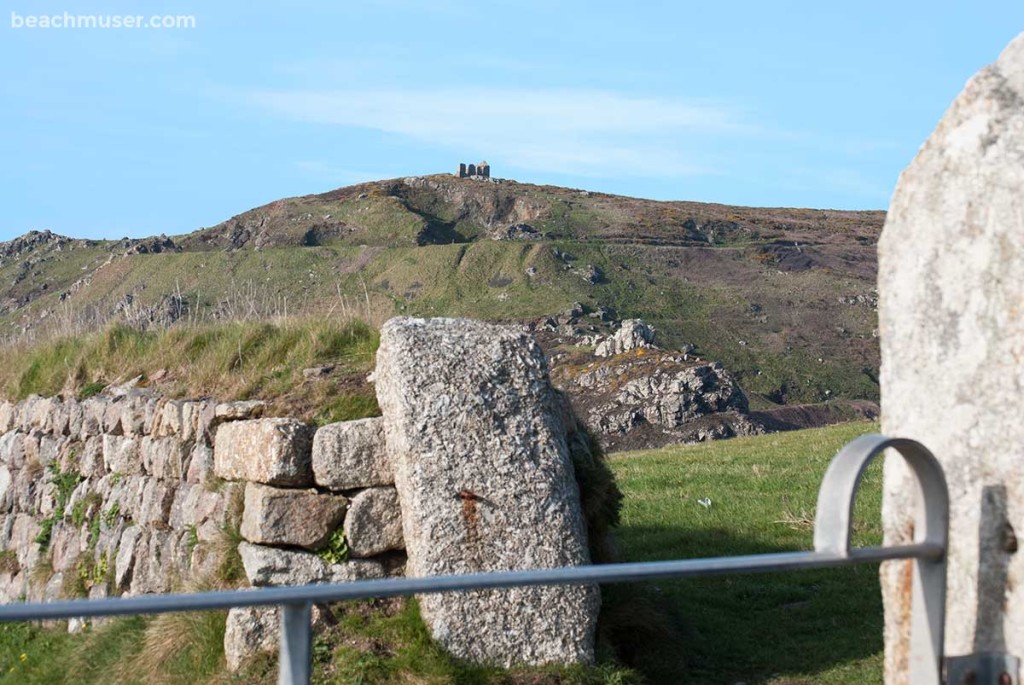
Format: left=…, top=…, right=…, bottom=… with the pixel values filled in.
left=774, top=507, right=815, bottom=531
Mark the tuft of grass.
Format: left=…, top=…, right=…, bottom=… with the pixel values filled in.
left=306, top=598, right=640, bottom=685
left=0, top=611, right=226, bottom=685
left=119, top=611, right=227, bottom=685
left=35, top=463, right=82, bottom=552
left=204, top=484, right=247, bottom=588
left=27, top=556, right=53, bottom=593
left=77, top=381, right=106, bottom=399
left=103, top=502, right=121, bottom=528
left=69, top=491, right=102, bottom=528
left=0, top=550, right=19, bottom=575
left=61, top=555, right=92, bottom=599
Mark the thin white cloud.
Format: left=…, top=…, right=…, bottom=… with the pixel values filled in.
left=241, top=87, right=748, bottom=178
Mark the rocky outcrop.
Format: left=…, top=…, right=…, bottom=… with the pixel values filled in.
left=594, top=319, right=656, bottom=357
left=0, top=230, right=71, bottom=261
left=556, top=349, right=758, bottom=451
left=544, top=315, right=761, bottom=451
left=879, top=33, right=1024, bottom=685
left=374, top=317, right=600, bottom=667
left=491, top=223, right=543, bottom=241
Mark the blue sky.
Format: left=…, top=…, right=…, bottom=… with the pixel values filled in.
left=1, top=1, right=1021, bottom=241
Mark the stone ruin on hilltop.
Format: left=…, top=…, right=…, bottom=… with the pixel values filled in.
left=455, top=160, right=491, bottom=179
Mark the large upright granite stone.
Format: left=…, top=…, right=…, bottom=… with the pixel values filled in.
left=374, top=317, right=599, bottom=667
left=879, top=33, right=1024, bottom=685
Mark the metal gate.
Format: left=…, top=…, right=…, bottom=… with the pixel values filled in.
left=0, top=435, right=975, bottom=684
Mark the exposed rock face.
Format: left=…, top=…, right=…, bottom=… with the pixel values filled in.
left=312, top=418, right=391, bottom=490
left=214, top=418, right=314, bottom=486
left=374, top=317, right=599, bottom=667
left=878, top=33, right=1024, bottom=685
left=533, top=311, right=763, bottom=450
left=240, top=484, right=347, bottom=550
left=492, top=223, right=542, bottom=241
left=554, top=346, right=758, bottom=451
left=594, top=319, right=656, bottom=357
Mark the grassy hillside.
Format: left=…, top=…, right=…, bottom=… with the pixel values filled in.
left=0, top=175, right=882, bottom=407
left=0, top=422, right=883, bottom=684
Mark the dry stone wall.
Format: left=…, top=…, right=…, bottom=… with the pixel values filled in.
left=0, top=316, right=601, bottom=671
left=0, top=393, right=253, bottom=606
left=0, top=394, right=408, bottom=668
left=215, top=414, right=407, bottom=670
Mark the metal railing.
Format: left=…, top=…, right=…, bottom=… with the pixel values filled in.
left=0, top=434, right=950, bottom=685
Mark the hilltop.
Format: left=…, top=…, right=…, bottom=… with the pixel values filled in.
left=0, top=174, right=884, bottom=426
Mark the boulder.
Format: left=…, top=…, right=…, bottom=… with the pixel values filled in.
left=312, top=417, right=391, bottom=490
left=239, top=483, right=347, bottom=550
left=344, top=487, right=404, bottom=557
left=374, top=317, right=599, bottom=667
left=213, top=419, right=313, bottom=486
left=878, top=33, right=1024, bottom=685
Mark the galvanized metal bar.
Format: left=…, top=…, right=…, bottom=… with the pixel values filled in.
left=0, top=543, right=942, bottom=623
left=278, top=602, right=312, bottom=685
left=813, top=434, right=949, bottom=684
left=0, top=434, right=952, bottom=684
left=946, top=652, right=1020, bottom=685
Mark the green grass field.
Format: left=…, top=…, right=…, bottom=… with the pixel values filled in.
left=0, top=422, right=883, bottom=684
left=609, top=420, right=884, bottom=684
